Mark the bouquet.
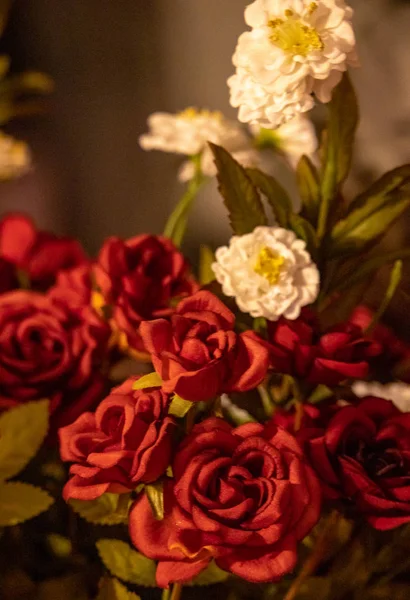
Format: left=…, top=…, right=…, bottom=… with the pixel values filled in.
left=1, top=2, right=410, bottom=599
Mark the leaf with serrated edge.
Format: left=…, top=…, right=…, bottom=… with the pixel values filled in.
left=246, top=167, right=291, bottom=227
left=70, top=493, right=131, bottom=525
left=0, top=481, right=53, bottom=526
left=132, top=373, right=162, bottom=391
left=145, top=481, right=164, bottom=520
left=187, top=561, right=229, bottom=586
left=288, top=213, right=318, bottom=260
left=210, top=143, right=267, bottom=235
left=96, top=539, right=157, bottom=587
left=169, top=395, right=193, bottom=418
left=97, top=577, right=141, bottom=600
left=0, top=399, right=49, bottom=481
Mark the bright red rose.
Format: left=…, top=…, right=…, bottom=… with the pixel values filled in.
left=129, top=417, right=321, bottom=587
left=60, top=377, right=177, bottom=501
left=266, top=309, right=381, bottom=386
left=94, top=234, right=199, bottom=353
left=0, top=213, right=86, bottom=290
left=0, top=290, right=110, bottom=432
left=299, top=398, right=410, bottom=529
left=140, top=291, right=269, bottom=402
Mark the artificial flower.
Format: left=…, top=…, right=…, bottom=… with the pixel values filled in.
left=353, top=381, right=410, bottom=413
left=228, top=0, right=357, bottom=127
left=60, top=377, right=177, bottom=501
left=212, top=226, right=319, bottom=321
left=0, top=132, right=30, bottom=179
left=139, top=108, right=262, bottom=181
left=129, top=417, right=321, bottom=587
left=299, top=398, right=410, bottom=529
left=94, top=234, right=199, bottom=354
left=139, top=290, right=269, bottom=402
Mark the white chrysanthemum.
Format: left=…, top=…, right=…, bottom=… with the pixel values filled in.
left=212, top=226, right=320, bottom=320
left=228, top=0, right=358, bottom=127
left=352, top=381, right=410, bottom=413
left=139, top=108, right=261, bottom=182
left=250, top=115, right=318, bottom=166
left=0, top=132, right=30, bottom=180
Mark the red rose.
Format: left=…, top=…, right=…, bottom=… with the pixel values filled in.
left=0, top=213, right=86, bottom=289
left=299, top=398, right=410, bottom=529
left=140, top=291, right=269, bottom=402
left=266, top=309, right=381, bottom=386
left=269, top=403, right=323, bottom=432
left=0, top=290, right=110, bottom=432
left=94, top=234, right=199, bottom=353
left=129, top=417, right=321, bottom=587
left=60, top=377, right=177, bottom=500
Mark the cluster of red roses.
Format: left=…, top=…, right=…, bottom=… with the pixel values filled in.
left=2, top=212, right=410, bottom=588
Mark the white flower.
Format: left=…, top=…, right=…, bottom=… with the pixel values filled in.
left=139, top=108, right=262, bottom=182
left=352, top=381, right=410, bottom=413
left=250, top=115, right=318, bottom=166
left=228, top=0, right=358, bottom=127
left=0, top=132, right=30, bottom=180
left=212, top=225, right=320, bottom=320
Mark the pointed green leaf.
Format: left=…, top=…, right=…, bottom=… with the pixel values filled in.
left=366, top=260, right=402, bottom=333
left=145, top=481, right=164, bottom=520
left=199, top=244, right=216, bottom=285
left=188, top=561, right=229, bottom=586
left=70, top=493, right=131, bottom=525
left=96, top=539, right=157, bottom=587
left=288, top=213, right=318, bottom=260
left=97, top=577, right=141, bottom=600
left=132, top=373, right=162, bottom=391
left=210, top=143, right=268, bottom=234
left=168, top=395, right=193, bottom=418
left=246, top=167, right=291, bottom=227
left=0, top=481, right=53, bottom=526
left=0, top=399, right=49, bottom=481
left=297, top=155, right=320, bottom=225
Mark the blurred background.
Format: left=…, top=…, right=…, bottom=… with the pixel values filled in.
left=0, top=0, right=409, bottom=256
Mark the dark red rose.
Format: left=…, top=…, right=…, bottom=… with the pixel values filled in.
left=140, top=291, right=269, bottom=402
left=129, top=417, right=321, bottom=587
left=0, top=213, right=86, bottom=290
left=60, top=377, right=177, bottom=500
left=350, top=305, right=410, bottom=382
left=0, top=290, right=110, bottom=432
left=299, top=398, right=410, bottom=529
left=94, top=234, right=199, bottom=353
left=0, top=257, right=18, bottom=293
left=266, top=309, right=381, bottom=386
left=269, top=403, right=323, bottom=432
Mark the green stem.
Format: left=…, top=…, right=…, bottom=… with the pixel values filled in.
left=170, top=583, right=183, bottom=600
left=257, top=384, right=274, bottom=418
left=163, top=157, right=206, bottom=247
left=162, top=589, right=171, bottom=600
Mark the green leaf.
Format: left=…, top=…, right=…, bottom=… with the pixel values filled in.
left=308, top=385, right=333, bottom=405
left=96, top=539, right=157, bottom=587
left=366, top=260, right=402, bottom=333
left=47, top=534, right=73, bottom=558
left=330, top=166, right=410, bottom=256
left=97, top=577, right=141, bottom=600
left=210, top=143, right=268, bottom=234
left=297, top=155, right=320, bottom=225
left=0, top=481, right=53, bottom=526
left=132, top=373, right=162, bottom=391
left=145, top=480, right=164, bottom=520
left=246, top=167, right=291, bottom=227
left=0, top=399, right=49, bottom=481
left=188, top=561, right=229, bottom=586
left=288, top=213, right=318, bottom=259
left=70, top=493, right=131, bottom=525
left=199, top=244, right=216, bottom=285
left=168, top=395, right=193, bottom=418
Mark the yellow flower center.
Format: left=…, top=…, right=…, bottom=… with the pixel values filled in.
left=254, top=247, right=285, bottom=285
left=179, top=107, right=222, bottom=121
left=268, top=5, right=323, bottom=57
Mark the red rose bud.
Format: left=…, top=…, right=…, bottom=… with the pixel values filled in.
left=59, top=377, right=177, bottom=500
left=299, top=398, right=410, bottom=530
left=0, top=213, right=86, bottom=290
left=0, top=290, right=110, bottom=434
left=266, top=309, right=381, bottom=386
left=94, top=234, right=199, bottom=353
left=129, top=417, right=321, bottom=587
left=140, top=290, right=270, bottom=402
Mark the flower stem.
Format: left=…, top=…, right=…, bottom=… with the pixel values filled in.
left=162, top=589, right=171, bottom=600
left=170, top=583, right=183, bottom=600
left=257, top=384, right=274, bottom=418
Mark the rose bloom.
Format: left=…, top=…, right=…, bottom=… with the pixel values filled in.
left=299, top=398, right=410, bottom=530
left=94, top=234, right=199, bottom=354
left=0, top=213, right=86, bottom=290
left=130, top=417, right=321, bottom=587
left=0, top=290, right=110, bottom=432
left=140, top=290, right=269, bottom=402
left=60, top=377, right=176, bottom=501
left=266, top=309, right=381, bottom=385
